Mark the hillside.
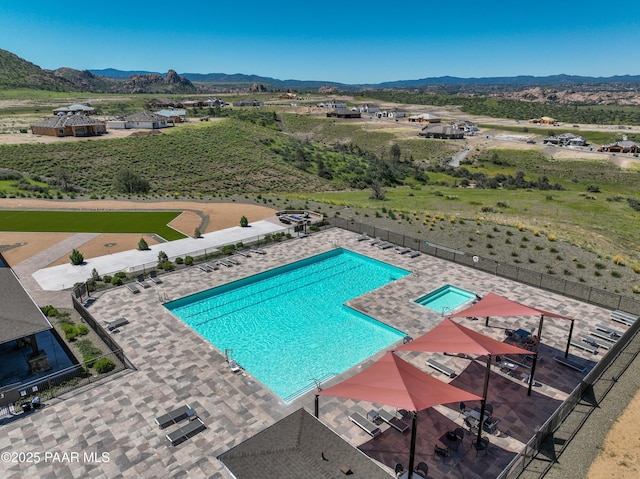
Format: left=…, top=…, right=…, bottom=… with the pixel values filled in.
left=0, top=49, right=76, bottom=91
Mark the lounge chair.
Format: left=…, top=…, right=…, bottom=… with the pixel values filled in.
left=198, top=263, right=213, bottom=272
left=378, top=409, right=409, bottom=433
left=369, top=238, right=382, bottom=246
left=137, top=274, right=151, bottom=288
left=166, top=417, right=206, bottom=446
left=155, top=404, right=197, bottom=429
left=227, top=257, right=241, bottom=265
left=376, top=241, right=393, bottom=249
left=348, top=412, right=381, bottom=437
left=106, top=317, right=129, bottom=332
left=126, top=283, right=140, bottom=294
left=206, top=261, right=220, bottom=271
left=217, top=259, right=233, bottom=267
left=149, top=270, right=162, bottom=284
left=237, top=250, right=252, bottom=257
left=407, top=250, right=420, bottom=258
left=396, top=247, right=412, bottom=254
left=250, top=247, right=266, bottom=255
left=357, top=233, right=370, bottom=241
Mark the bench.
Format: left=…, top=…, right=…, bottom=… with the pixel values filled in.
left=570, top=340, right=598, bottom=355
left=580, top=334, right=611, bottom=351
left=349, top=412, right=381, bottom=437
left=610, top=310, right=638, bottom=326
left=553, top=355, right=587, bottom=372
left=155, top=404, right=196, bottom=429
left=591, top=328, right=620, bottom=343
left=426, top=359, right=456, bottom=378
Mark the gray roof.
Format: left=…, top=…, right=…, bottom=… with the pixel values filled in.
left=602, top=140, right=640, bottom=148
left=31, top=114, right=105, bottom=128
left=0, top=254, right=52, bottom=345
left=218, top=408, right=390, bottom=479
left=122, top=111, right=167, bottom=122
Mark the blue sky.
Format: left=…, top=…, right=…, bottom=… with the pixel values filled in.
left=2, top=1, right=639, bottom=84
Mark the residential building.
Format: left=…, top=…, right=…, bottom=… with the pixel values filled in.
left=30, top=114, right=106, bottom=137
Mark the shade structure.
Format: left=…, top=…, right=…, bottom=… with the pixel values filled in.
left=447, top=292, right=571, bottom=322
left=446, top=292, right=576, bottom=396
left=396, top=317, right=531, bottom=357
left=397, top=317, right=531, bottom=443
left=317, top=351, right=481, bottom=478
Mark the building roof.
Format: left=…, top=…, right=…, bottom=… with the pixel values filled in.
left=156, top=109, right=186, bottom=117
left=0, top=253, right=52, bottom=345
left=31, top=114, right=105, bottom=128
left=122, top=111, right=167, bottom=122
left=53, top=104, right=95, bottom=113
left=218, top=408, right=390, bottom=479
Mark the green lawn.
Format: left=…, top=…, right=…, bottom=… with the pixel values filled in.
left=0, top=211, right=185, bottom=240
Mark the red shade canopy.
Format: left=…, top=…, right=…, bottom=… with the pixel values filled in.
left=448, top=292, right=572, bottom=321
left=318, top=351, right=482, bottom=412
left=396, top=317, right=530, bottom=356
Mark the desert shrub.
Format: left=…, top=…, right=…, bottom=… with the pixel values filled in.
left=613, top=255, right=625, bottom=266
left=175, top=257, right=184, bottom=264
left=594, top=262, right=606, bottom=270
left=221, top=244, right=235, bottom=255
left=138, top=238, right=149, bottom=251
left=547, top=234, right=556, bottom=241
left=633, top=264, right=640, bottom=274
left=534, top=245, right=544, bottom=251
left=102, top=274, right=113, bottom=283
left=611, top=271, right=622, bottom=278
left=41, top=305, right=59, bottom=317
left=576, top=263, right=585, bottom=269
left=194, top=227, right=202, bottom=238
left=184, top=256, right=193, bottom=266
left=549, top=247, right=559, bottom=253
left=157, top=251, right=168, bottom=262
left=633, top=285, right=639, bottom=294
left=91, top=268, right=101, bottom=281
left=111, top=276, right=123, bottom=286
left=69, top=249, right=84, bottom=265
left=94, top=358, right=116, bottom=374
left=159, top=261, right=174, bottom=271
left=240, top=215, right=249, bottom=227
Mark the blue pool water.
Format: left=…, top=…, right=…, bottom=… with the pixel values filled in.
left=165, top=249, right=409, bottom=401
left=415, top=284, right=476, bottom=314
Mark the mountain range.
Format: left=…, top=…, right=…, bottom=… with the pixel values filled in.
left=2, top=48, right=640, bottom=95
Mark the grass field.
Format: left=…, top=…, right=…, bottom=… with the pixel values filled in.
left=0, top=210, right=185, bottom=240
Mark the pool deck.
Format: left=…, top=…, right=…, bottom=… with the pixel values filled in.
left=0, top=228, right=620, bottom=479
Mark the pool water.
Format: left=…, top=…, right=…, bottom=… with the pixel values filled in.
left=415, top=284, right=476, bottom=314
left=165, top=249, right=409, bottom=401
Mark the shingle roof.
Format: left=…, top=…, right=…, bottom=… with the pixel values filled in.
left=0, top=254, right=52, bottom=345
left=218, top=408, right=390, bottom=479
left=122, top=111, right=167, bottom=122
left=31, top=114, right=105, bottom=128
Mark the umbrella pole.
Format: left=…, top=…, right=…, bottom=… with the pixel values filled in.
left=565, top=319, right=575, bottom=358
left=528, top=315, right=545, bottom=396
left=476, top=354, right=492, bottom=444
left=314, top=394, right=319, bottom=418
left=407, top=411, right=417, bottom=479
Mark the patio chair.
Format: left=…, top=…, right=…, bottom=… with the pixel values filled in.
left=394, top=463, right=404, bottom=477
left=484, top=403, right=494, bottom=417
left=464, top=416, right=479, bottom=433
left=433, top=445, right=449, bottom=461
left=136, top=274, right=151, bottom=289
left=458, top=401, right=467, bottom=417
left=415, top=461, right=429, bottom=478
left=454, top=427, right=465, bottom=443
left=378, top=408, right=409, bottom=433
left=483, top=418, right=500, bottom=435
left=149, top=270, right=162, bottom=284
left=472, top=437, right=489, bottom=456
left=155, top=404, right=196, bottom=429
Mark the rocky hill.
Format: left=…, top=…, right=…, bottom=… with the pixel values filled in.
left=0, top=49, right=76, bottom=91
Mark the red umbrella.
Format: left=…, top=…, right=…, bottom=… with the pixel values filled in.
left=317, top=351, right=481, bottom=478
left=447, top=292, right=576, bottom=396
left=397, top=317, right=531, bottom=443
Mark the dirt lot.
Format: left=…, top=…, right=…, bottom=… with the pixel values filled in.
left=0, top=198, right=277, bottom=266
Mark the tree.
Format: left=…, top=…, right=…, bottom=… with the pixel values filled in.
left=114, top=169, right=150, bottom=194
left=157, top=251, right=168, bottom=263
left=390, top=143, right=401, bottom=163
left=194, top=227, right=202, bottom=238
left=138, top=238, right=149, bottom=250
left=239, top=215, right=249, bottom=227
left=368, top=179, right=386, bottom=200
left=70, top=249, right=84, bottom=265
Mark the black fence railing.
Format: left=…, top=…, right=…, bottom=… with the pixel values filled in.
left=327, top=217, right=640, bottom=315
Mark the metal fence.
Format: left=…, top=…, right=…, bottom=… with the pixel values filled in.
left=327, top=217, right=640, bottom=315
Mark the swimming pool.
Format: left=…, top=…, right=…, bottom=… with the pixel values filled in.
left=165, top=249, right=409, bottom=401
left=415, top=284, right=476, bottom=314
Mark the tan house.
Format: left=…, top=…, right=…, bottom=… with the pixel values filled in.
left=408, top=113, right=441, bottom=123
left=530, top=116, right=557, bottom=125
left=31, top=114, right=106, bottom=137
left=598, top=140, right=640, bottom=153
left=418, top=124, right=464, bottom=139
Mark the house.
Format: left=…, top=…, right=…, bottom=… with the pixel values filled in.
left=156, top=109, right=186, bottom=123
left=418, top=124, right=465, bottom=139
left=543, top=133, right=586, bottom=147
left=0, top=252, right=55, bottom=396
left=317, top=100, right=347, bottom=109
left=107, top=111, right=169, bottom=129
left=408, top=113, right=441, bottom=123
left=279, top=93, right=297, bottom=100
left=52, top=104, right=96, bottom=115
left=31, top=113, right=107, bottom=137
left=232, top=99, right=263, bottom=107
left=181, top=100, right=204, bottom=108
left=376, top=109, right=406, bottom=119
left=358, top=104, right=381, bottom=114
left=206, top=98, right=227, bottom=108
left=598, top=140, right=640, bottom=153
left=326, top=108, right=361, bottom=119
left=451, top=120, right=478, bottom=133
left=530, top=116, right=557, bottom=125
